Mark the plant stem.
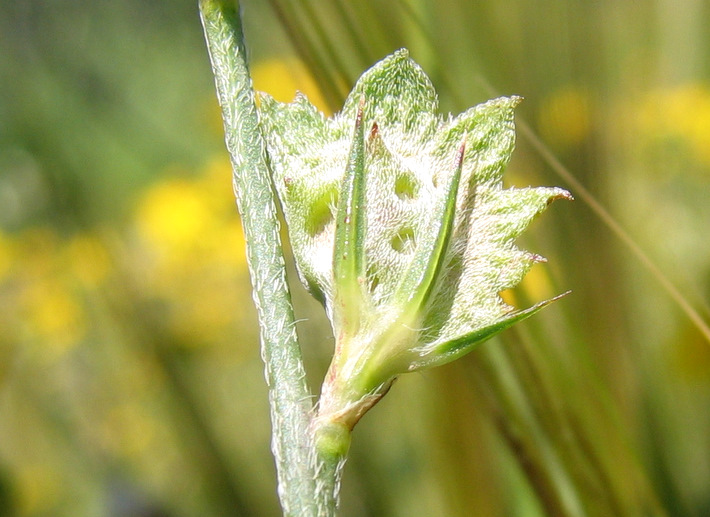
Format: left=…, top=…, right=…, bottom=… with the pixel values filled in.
left=199, top=2, right=339, bottom=514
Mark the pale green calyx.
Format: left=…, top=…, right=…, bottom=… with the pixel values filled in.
left=259, top=49, right=571, bottom=436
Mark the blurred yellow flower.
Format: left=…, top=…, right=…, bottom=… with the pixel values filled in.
left=132, top=159, right=253, bottom=350
left=22, top=279, right=85, bottom=359
left=500, top=262, right=557, bottom=308
left=0, top=229, right=13, bottom=282
left=538, top=87, right=592, bottom=149
left=520, top=261, right=557, bottom=302
left=14, top=227, right=58, bottom=280
left=135, top=162, right=247, bottom=272
left=2, top=228, right=87, bottom=358
left=252, top=57, right=332, bottom=116
left=65, top=233, right=111, bottom=288
left=638, top=83, right=710, bottom=166
left=136, top=175, right=216, bottom=255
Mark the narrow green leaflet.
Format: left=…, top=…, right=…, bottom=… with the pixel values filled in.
left=414, top=292, right=570, bottom=370
left=258, top=49, right=571, bottom=439
left=332, top=101, right=367, bottom=338
left=391, top=140, right=464, bottom=313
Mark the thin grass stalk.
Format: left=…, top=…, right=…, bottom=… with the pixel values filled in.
left=292, top=0, right=356, bottom=89
left=470, top=361, right=574, bottom=517
left=500, top=334, right=630, bottom=516
left=267, top=0, right=345, bottom=112
left=508, top=323, right=669, bottom=516
left=477, top=345, right=588, bottom=517
left=199, top=2, right=342, bottom=514
left=329, top=0, right=374, bottom=69
left=332, top=0, right=398, bottom=62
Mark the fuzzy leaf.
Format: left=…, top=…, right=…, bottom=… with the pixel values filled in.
left=258, top=49, right=571, bottom=430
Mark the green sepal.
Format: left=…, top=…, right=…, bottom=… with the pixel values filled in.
left=391, top=141, right=465, bottom=315
left=256, top=49, right=572, bottom=434
left=434, top=96, right=520, bottom=188
left=332, top=100, right=368, bottom=336
left=412, top=291, right=571, bottom=371
left=341, top=49, right=438, bottom=138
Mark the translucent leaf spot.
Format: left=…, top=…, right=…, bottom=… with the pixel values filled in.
left=307, top=187, right=339, bottom=237
left=391, top=227, right=416, bottom=253
left=395, top=174, right=419, bottom=200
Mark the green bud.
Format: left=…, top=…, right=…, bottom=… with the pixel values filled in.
left=259, top=49, right=571, bottom=437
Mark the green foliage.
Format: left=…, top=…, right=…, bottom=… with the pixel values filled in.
left=260, top=50, right=570, bottom=439
left=3, top=1, right=710, bottom=516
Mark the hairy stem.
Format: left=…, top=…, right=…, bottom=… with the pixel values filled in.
left=199, top=1, right=341, bottom=514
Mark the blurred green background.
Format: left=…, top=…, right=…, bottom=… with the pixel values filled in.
left=1, top=1, right=710, bottom=516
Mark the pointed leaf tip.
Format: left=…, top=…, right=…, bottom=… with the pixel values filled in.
left=555, top=190, right=574, bottom=202
left=456, top=138, right=466, bottom=168
left=332, top=100, right=368, bottom=336
left=415, top=290, right=571, bottom=371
